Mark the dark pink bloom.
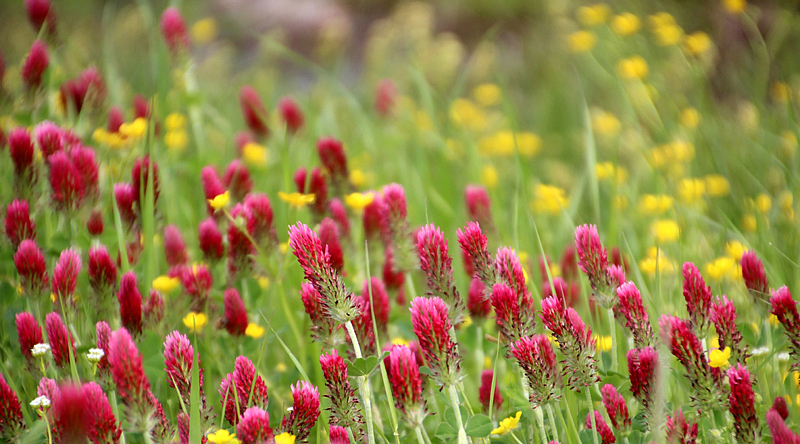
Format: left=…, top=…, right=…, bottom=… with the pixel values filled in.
left=219, top=356, right=269, bottom=425
left=666, top=409, right=698, bottom=444
left=388, top=345, right=426, bottom=424
left=317, top=137, right=349, bottom=191
left=118, top=272, right=143, bottom=335
left=9, top=128, right=35, bottom=182
left=457, top=222, right=495, bottom=287
left=586, top=411, right=615, bottom=444
left=417, top=224, right=463, bottom=322
left=710, top=296, right=747, bottom=364
left=35, top=121, right=64, bottom=159
left=163, top=225, right=188, bottom=267
left=467, top=278, right=492, bottom=319
left=351, top=297, right=376, bottom=356
left=362, top=277, right=390, bottom=328
left=46, top=312, right=74, bottom=368
left=60, top=67, right=106, bottom=114
left=491, top=283, right=532, bottom=344
left=133, top=95, right=152, bottom=121
left=38, top=377, right=60, bottom=401
left=180, top=265, right=213, bottom=311
left=328, top=198, right=350, bottom=238
left=160, top=7, right=190, bottom=55
left=201, top=166, right=226, bottom=215
left=575, top=224, right=616, bottom=307
left=540, top=296, right=598, bottom=390
left=329, top=425, right=350, bottom=444
left=227, top=203, right=255, bottom=280
left=223, top=160, right=253, bottom=202
left=465, top=185, right=494, bottom=230
left=22, top=40, right=49, bottom=91
left=279, top=97, right=304, bottom=134
left=542, top=277, right=580, bottom=308
left=309, top=167, right=329, bottom=219
left=164, top=331, right=205, bottom=409
left=222, top=288, right=248, bottom=336
left=113, top=183, right=137, bottom=230
left=741, top=251, right=769, bottom=307
left=300, top=283, right=336, bottom=347
left=70, top=146, right=99, bottom=197
left=363, top=193, right=388, bottom=242
left=382, top=248, right=405, bottom=293
left=108, top=106, right=125, bottom=132
left=601, top=384, right=631, bottom=436
left=131, top=156, right=160, bottom=206
left=478, top=369, right=502, bottom=413
left=49, top=151, right=85, bottom=211
left=53, top=383, right=91, bottom=443
left=319, top=218, right=345, bottom=273
left=773, top=397, right=789, bottom=420
left=96, top=322, right=111, bottom=372
left=52, top=248, right=81, bottom=304
left=682, top=262, right=712, bottom=336
left=83, top=382, right=122, bottom=444
left=293, top=167, right=308, bottom=193
left=239, top=86, right=269, bottom=138
left=25, top=0, right=57, bottom=35
left=511, top=334, right=561, bottom=407
left=5, top=199, right=36, bottom=248
left=143, top=290, right=164, bottom=328
left=14, top=239, right=48, bottom=296
left=237, top=407, right=273, bottom=444
left=281, top=380, right=320, bottom=442
left=375, top=79, right=397, bottom=116
left=87, top=210, right=104, bottom=235
left=320, top=350, right=363, bottom=437
left=15, top=312, right=43, bottom=367
left=495, top=247, right=532, bottom=309
left=727, top=363, right=758, bottom=444
left=771, top=286, right=800, bottom=370
left=88, top=245, right=117, bottom=296
left=410, top=297, right=461, bottom=386
left=559, top=245, right=579, bottom=281
left=198, top=218, right=224, bottom=261
left=614, top=281, right=655, bottom=348
left=108, top=328, right=150, bottom=412
left=767, top=408, right=800, bottom=444
left=627, top=347, right=658, bottom=416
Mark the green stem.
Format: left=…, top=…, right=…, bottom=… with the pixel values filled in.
left=508, top=430, right=525, bottom=444
left=447, top=385, right=468, bottom=444
left=345, top=320, right=376, bottom=444
left=534, top=406, right=548, bottom=443
left=414, top=427, right=426, bottom=444
left=545, top=404, right=560, bottom=443
left=607, top=307, right=618, bottom=372
left=585, top=389, right=599, bottom=444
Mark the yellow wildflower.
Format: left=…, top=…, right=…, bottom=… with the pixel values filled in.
left=491, top=411, right=522, bottom=435
left=652, top=23, right=684, bottom=46
left=484, top=356, right=492, bottom=369
left=680, top=107, right=701, bottom=129
left=242, top=142, right=268, bottom=167
left=593, top=335, right=612, bottom=352
left=726, top=241, right=747, bottom=260
left=207, top=429, right=239, bottom=444
left=617, top=56, right=649, bottom=81
left=481, top=165, right=499, bottom=189
left=705, top=257, right=738, bottom=281
left=119, top=118, right=147, bottom=139
left=350, top=169, right=367, bottom=188
left=677, top=178, right=706, bottom=204
left=639, top=247, right=677, bottom=276
left=652, top=219, right=680, bottom=244
left=516, top=132, right=541, bottom=157
left=414, top=111, right=433, bottom=131
left=742, top=214, right=757, bottom=232
left=568, top=30, right=596, bottom=53
left=450, top=98, right=487, bottom=132
left=345, top=192, right=375, bottom=211
left=639, top=194, right=674, bottom=215
left=723, top=0, right=746, bottom=14
left=152, top=276, right=180, bottom=293
left=183, top=312, right=207, bottom=332
left=165, top=112, right=187, bottom=131
left=276, top=362, right=288, bottom=372
left=165, top=130, right=189, bottom=152
left=771, top=82, right=791, bottom=103
left=755, top=193, right=772, bottom=214
left=258, top=276, right=270, bottom=290
left=245, top=323, right=265, bottom=339
left=709, top=336, right=720, bottom=350
left=279, top=242, right=289, bottom=254
left=391, top=337, right=410, bottom=346
left=709, top=347, right=731, bottom=368
left=472, top=83, right=502, bottom=107
left=592, top=110, right=621, bottom=137
left=461, top=316, right=473, bottom=328
left=532, top=184, right=569, bottom=214
left=781, top=131, right=797, bottom=159
left=595, top=162, right=628, bottom=183
left=274, top=433, right=296, bottom=444
left=683, top=32, right=712, bottom=56
left=770, top=314, right=780, bottom=327
left=478, top=131, right=515, bottom=156
left=611, top=13, right=641, bottom=37
left=704, top=175, right=730, bottom=197
left=278, top=191, right=316, bottom=208
left=615, top=195, right=629, bottom=210
left=92, top=128, right=127, bottom=149
left=192, top=18, right=219, bottom=45
left=577, top=4, right=611, bottom=26
left=208, top=191, right=230, bottom=211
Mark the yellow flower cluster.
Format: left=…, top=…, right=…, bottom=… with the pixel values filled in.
left=611, top=13, right=641, bottom=37
left=705, top=256, right=741, bottom=281
left=531, top=184, right=569, bottom=214
left=242, top=142, right=268, bottom=167
left=639, top=194, right=674, bottom=215
left=450, top=98, right=489, bottom=132
left=683, top=32, right=713, bottom=57
left=183, top=312, right=208, bottom=332
left=93, top=117, right=147, bottom=149
left=651, top=219, right=680, bottom=244
left=471, top=83, right=502, bottom=107
left=595, top=162, right=628, bottom=183
left=639, top=247, right=677, bottom=276
left=649, top=140, right=695, bottom=169
left=478, top=130, right=541, bottom=157
left=165, top=112, right=189, bottom=152
left=491, top=411, right=522, bottom=435
left=649, top=12, right=684, bottom=46
left=592, top=110, right=621, bottom=137
left=577, top=4, right=611, bottom=26
left=278, top=191, right=316, bottom=208
left=617, top=56, right=649, bottom=81
left=568, top=30, right=596, bottom=53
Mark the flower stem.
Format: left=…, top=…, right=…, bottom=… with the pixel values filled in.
left=345, top=320, right=376, bottom=444
left=545, top=403, right=560, bottom=443
left=414, top=426, right=426, bottom=444
left=585, top=389, right=600, bottom=444
left=534, top=406, right=549, bottom=443
left=607, top=307, right=618, bottom=372
left=447, top=384, right=468, bottom=444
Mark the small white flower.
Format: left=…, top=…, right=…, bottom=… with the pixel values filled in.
left=750, top=346, right=769, bottom=357
left=287, top=406, right=294, bottom=412
left=31, top=343, right=51, bottom=357
left=30, top=395, right=51, bottom=408
left=87, top=348, right=105, bottom=363
left=778, top=352, right=791, bottom=362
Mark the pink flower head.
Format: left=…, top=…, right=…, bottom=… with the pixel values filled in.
left=317, top=137, right=349, bottom=187
left=495, top=247, right=532, bottom=309
left=478, top=369, right=502, bottom=413
left=601, top=384, right=631, bottom=437
left=131, top=156, right=160, bottom=207
left=114, top=183, right=137, bottom=230
left=627, top=347, right=658, bottom=415
left=143, top=290, right=165, bottom=328
left=328, top=198, right=351, bottom=237
left=388, top=345, right=426, bottom=424
left=410, top=296, right=461, bottom=386
left=666, top=409, right=698, bottom=444
left=15, top=312, right=43, bottom=368
left=108, top=328, right=150, bottom=412
left=540, top=296, right=598, bottom=390
left=293, top=167, right=308, bottom=193
left=279, top=97, right=304, bottom=134
left=163, top=225, right=188, bottom=267
left=38, top=377, right=60, bottom=402
left=0, top=374, right=25, bottom=442
left=383, top=183, right=407, bottom=225
left=741, top=250, right=769, bottom=308
left=61, top=67, right=106, bottom=115
left=118, top=272, right=143, bottom=335
left=511, top=334, right=561, bottom=408
left=9, top=127, right=35, bottom=181
left=491, top=283, right=531, bottom=344
left=49, top=151, right=85, bottom=211
left=15, top=239, right=48, bottom=296
left=53, top=383, right=91, bottom=443
left=682, top=262, right=712, bottom=336
left=281, top=380, right=320, bottom=442
left=319, top=218, right=345, bottom=273
left=45, top=312, right=74, bottom=368
left=52, top=248, right=81, bottom=305
left=586, top=411, right=615, bottom=444
left=308, top=167, right=329, bottom=219
left=614, top=281, right=655, bottom=348
left=201, top=166, right=226, bottom=215
left=329, top=425, right=350, bottom=444
left=223, top=159, right=253, bottom=202
left=300, top=283, right=337, bottom=347
left=219, top=356, right=269, bottom=425
left=237, top=407, right=273, bottom=444
left=160, top=7, right=190, bottom=55
left=457, top=222, right=496, bottom=287
left=773, top=396, right=789, bottom=420
left=71, top=145, right=99, bottom=198
left=227, top=203, right=255, bottom=280
left=88, top=245, right=118, bottom=297
left=108, top=106, right=125, bottom=132
left=464, top=185, right=494, bottom=232
left=417, top=224, right=463, bottom=322
left=82, top=382, right=122, bottom=444
left=222, top=288, right=248, bottom=336
left=363, top=192, right=388, bottom=242
left=198, top=217, right=225, bottom=261
left=25, top=0, right=57, bottom=36
left=767, top=408, right=800, bottom=444
left=468, top=278, right=492, bottom=319
left=164, top=331, right=204, bottom=409
left=575, top=224, right=616, bottom=307
left=239, top=86, right=269, bottom=138
left=727, top=363, right=758, bottom=444
left=771, top=286, right=800, bottom=370
left=5, top=199, right=36, bottom=248
left=320, top=349, right=364, bottom=437
left=375, top=79, right=397, bottom=116
left=289, top=222, right=356, bottom=323
left=542, top=277, right=580, bottom=308
left=382, top=248, right=405, bottom=293
left=96, top=321, right=111, bottom=372
left=352, top=297, right=376, bottom=356
left=180, top=264, right=213, bottom=311
left=710, top=296, right=747, bottom=364
left=87, top=210, right=104, bottom=235
left=22, top=40, right=49, bottom=91
left=362, top=277, right=390, bottom=327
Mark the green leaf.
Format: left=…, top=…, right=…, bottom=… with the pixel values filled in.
left=632, top=412, right=648, bottom=432
left=418, top=365, right=435, bottom=377
left=464, top=414, right=494, bottom=437
left=189, top=345, right=201, bottom=443
left=579, top=429, right=602, bottom=444
left=434, top=422, right=456, bottom=439
left=346, top=351, right=389, bottom=377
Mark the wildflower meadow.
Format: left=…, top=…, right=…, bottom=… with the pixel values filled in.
left=3, top=0, right=800, bottom=443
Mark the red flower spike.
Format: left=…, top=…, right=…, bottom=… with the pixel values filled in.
left=15, top=239, right=48, bottom=296
left=457, top=222, right=495, bottom=288
left=237, top=407, right=274, bottom=444
left=0, top=374, right=24, bottom=441
left=627, top=347, right=658, bottom=416
left=309, top=167, right=329, bottom=219
left=375, top=79, right=397, bottom=116
left=25, top=0, right=57, bottom=35
left=96, top=321, right=111, bottom=372
left=53, top=383, right=91, bottom=443
left=410, top=296, right=461, bottom=387
left=16, top=312, right=43, bottom=367
left=682, top=262, right=712, bottom=336
left=771, top=286, right=800, bottom=370
left=319, top=350, right=364, bottom=438
left=328, top=198, right=351, bottom=238
left=293, top=167, right=307, bottom=194
left=382, top=248, right=405, bottom=291
left=388, top=345, right=426, bottom=424
left=223, top=159, right=253, bottom=202
left=222, top=288, right=248, bottom=336
left=575, top=224, right=617, bottom=308
left=163, top=225, right=188, bottom=268
left=52, top=248, right=81, bottom=304
left=352, top=297, right=376, bottom=356
left=417, top=224, right=463, bottom=322
left=727, top=363, right=759, bottom=444
left=72, top=146, right=99, bottom=198
left=741, top=251, right=769, bottom=306
left=239, top=86, right=269, bottom=138
left=143, top=290, right=164, bottom=329
left=87, top=210, right=104, bottom=236
left=710, top=296, right=748, bottom=364
left=491, top=283, right=524, bottom=343
left=540, top=296, right=599, bottom=390
left=131, top=156, right=160, bottom=207
left=773, top=397, right=789, bottom=420
left=219, top=356, right=269, bottom=425
left=180, top=265, right=213, bottom=311
left=495, top=247, right=532, bottom=309
left=767, top=408, right=800, bottom=443
left=317, top=137, right=349, bottom=191
left=113, top=183, right=137, bottom=230
left=160, top=7, right=190, bottom=55
left=227, top=203, right=255, bottom=280
left=164, top=331, right=205, bottom=410
left=198, top=218, right=225, bottom=262
left=560, top=245, right=579, bottom=281
left=542, top=277, right=580, bottom=308
left=363, top=192, right=388, bottom=242
left=45, top=312, right=74, bottom=368
left=9, top=128, right=35, bottom=178
left=281, top=380, right=320, bottom=442
left=108, top=106, right=125, bottom=133
left=22, top=40, right=49, bottom=92
left=465, top=185, right=494, bottom=231
left=362, top=277, right=390, bottom=328
left=478, top=369, right=502, bottom=413
left=35, top=121, right=64, bottom=159
left=510, top=335, right=561, bottom=408
left=329, top=425, right=350, bottom=444
left=108, top=328, right=150, bottom=411
left=5, top=199, right=36, bottom=249
left=88, top=245, right=118, bottom=297
left=666, top=409, right=698, bottom=444
left=586, top=411, right=615, bottom=444
left=49, top=151, right=85, bottom=211
left=300, top=283, right=336, bottom=347
left=279, top=97, right=304, bottom=134
left=601, top=384, right=631, bottom=437
left=319, top=218, right=345, bottom=273
left=614, top=281, right=655, bottom=348
left=467, top=278, right=492, bottom=320
left=61, top=67, right=106, bottom=115
left=118, top=272, right=143, bottom=335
